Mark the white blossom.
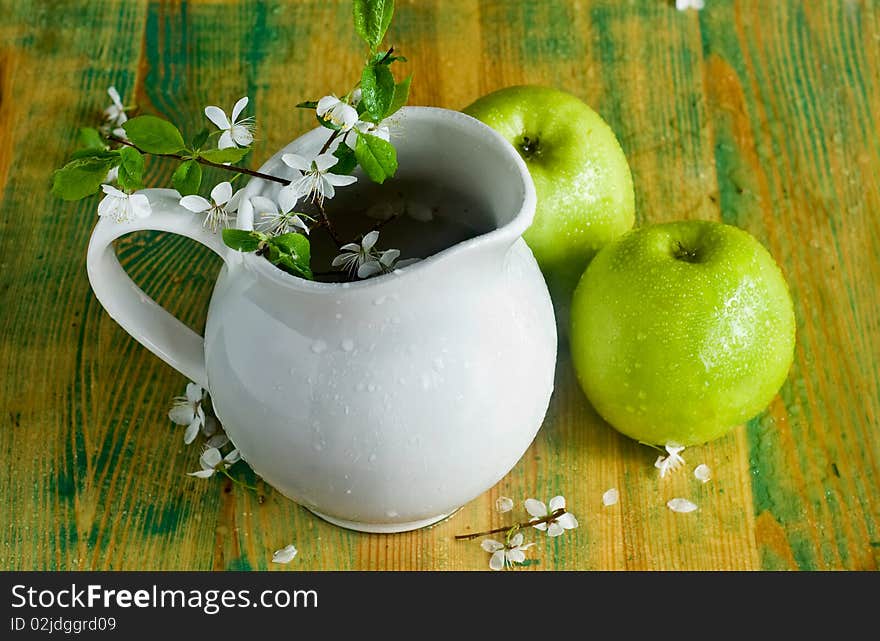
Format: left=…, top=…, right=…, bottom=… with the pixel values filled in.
left=495, top=496, right=514, bottom=513
left=104, top=86, right=128, bottom=127
left=97, top=184, right=151, bottom=223
left=205, top=96, right=255, bottom=149
left=524, top=495, right=578, bottom=537
left=272, top=544, right=298, bottom=564
left=252, top=194, right=310, bottom=237
left=676, top=0, right=704, bottom=10
left=345, top=120, right=391, bottom=149
left=179, top=181, right=244, bottom=232
left=187, top=446, right=240, bottom=479
left=667, top=498, right=699, bottom=513
left=169, top=382, right=206, bottom=445
left=694, top=463, right=712, bottom=483
left=316, top=95, right=358, bottom=132
left=602, top=488, right=619, bottom=507
left=481, top=532, right=534, bottom=571
left=654, top=442, right=686, bottom=479
left=281, top=152, right=357, bottom=205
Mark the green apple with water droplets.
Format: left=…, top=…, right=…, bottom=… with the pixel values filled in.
left=463, top=85, right=635, bottom=327
left=569, top=220, right=796, bottom=446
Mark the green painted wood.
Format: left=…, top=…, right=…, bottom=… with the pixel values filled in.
left=0, top=0, right=877, bottom=570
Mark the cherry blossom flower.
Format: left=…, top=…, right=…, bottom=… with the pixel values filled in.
left=602, top=488, right=619, bottom=507
left=179, top=181, right=244, bottom=232
left=667, top=498, right=699, bottom=513
left=187, top=446, right=241, bottom=479
left=168, top=382, right=206, bottom=445
left=103, top=86, right=128, bottom=128
left=252, top=193, right=310, bottom=237
left=281, top=152, right=357, bottom=205
left=205, top=96, right=255, bottom=149
left=332, top=230, right=381, bottom=277
left=524, top=495, right=579, bottom=537
left=272, top=544, right=298, bottom=564
left=495, top=496, right=514, bottom=513
left=481, top=532, right=535, bottom=571
left=346, top=120, right=391, bottom=149
left=316, top=95, right=358, bottom=131
left=654, top=442, right=686, bottom=478
left=97, top=184, right=151, bottom=223
left=676, top=0, right=704, bottom=10
left=694, top=464, right=711, bottom=483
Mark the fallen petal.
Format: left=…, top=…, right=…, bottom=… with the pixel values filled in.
left=694, top=464, right=711, bottom=483
left=602, top=488, right=619, bottom=506
left=667, top=498, right=699, bottom=513
left=272, top=544, right=298, bottom=564
left=495, top=496, right=514, bottom=513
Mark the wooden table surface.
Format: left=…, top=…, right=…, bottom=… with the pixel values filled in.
left=1, top=0, right=878, bottom=571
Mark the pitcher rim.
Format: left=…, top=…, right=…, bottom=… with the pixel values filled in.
left=237, top=106, right=537, bottom=292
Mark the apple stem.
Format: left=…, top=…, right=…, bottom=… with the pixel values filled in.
left=454, top=508, right=568, bottom=541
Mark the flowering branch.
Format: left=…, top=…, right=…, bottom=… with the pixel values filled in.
left=454, top=507, right=568, bottom=541
left=107, top=134, right=289, bottom=185
left=51, top=0, right=417, bottom=283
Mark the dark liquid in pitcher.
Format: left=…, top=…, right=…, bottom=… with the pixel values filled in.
left=300, top=176, right=494, bottom=282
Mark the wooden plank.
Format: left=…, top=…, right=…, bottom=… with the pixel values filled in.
left=0, top=0, right=876, bottom=571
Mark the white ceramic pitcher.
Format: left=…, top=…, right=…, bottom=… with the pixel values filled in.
left=86, top=107, right=557, bottom=533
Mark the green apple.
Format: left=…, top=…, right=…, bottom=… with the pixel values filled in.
left=463, top=85, right=635, bottom=322
left=569, top=220, right=796, bottom=446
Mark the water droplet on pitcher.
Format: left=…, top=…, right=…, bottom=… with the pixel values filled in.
left=345, top=489, right=352, bottom=494
left=341, top=339, right=355, bottom=352
left=368, top=453, right=377, bottom=463
left=433, top=357, right=445, bottom=371
left=356, top=382, right=365, bottom=392
left=386, top=510, right=399, bottom=518
left=335, top=312, right=343, bottom=320
left=367, top=383, right=376, bottom=393
left=373, top=296, right=387, bottom=306
left=638, top=390, right=647, bottom=399
left=421, top=373, right=432, bottom=390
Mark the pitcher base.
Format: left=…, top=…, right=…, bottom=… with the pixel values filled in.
left=306, top=508, right=455, bottom=534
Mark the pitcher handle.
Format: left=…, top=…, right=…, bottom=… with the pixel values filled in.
left=85, top=188, right=237, bottom=388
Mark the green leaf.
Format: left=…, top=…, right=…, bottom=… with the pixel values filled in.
left=122, top=115, right=186, bottom=154
left=354, top=132, right=397, bottom=183
left=172, top=160, right=202, bottom=196
left=352, top=0, right=394, bottom=49
left=332, top=143, right=358, bottom=175
left=361, top=63, right=395, bottom=121
left=267, top=233, right=313, bottom=279
left=77, top=127, right=107, bottom=150
left=296, top=100, right=319, bottom=109
left=191, top=128, right=210, bottom=150
left=199, top=146, right=250, bottom=164
left=386, top=74, right=412, bottom=117
left=51, top=156, right=114, bottom=201
left=117, top=146, right=145, bottom=191
left=222, top=229, right=266, bottom=253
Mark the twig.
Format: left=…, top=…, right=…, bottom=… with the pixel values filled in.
left=108, top=135, right=290, bottom=185
left=454, top=508, right=568, bottom=541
